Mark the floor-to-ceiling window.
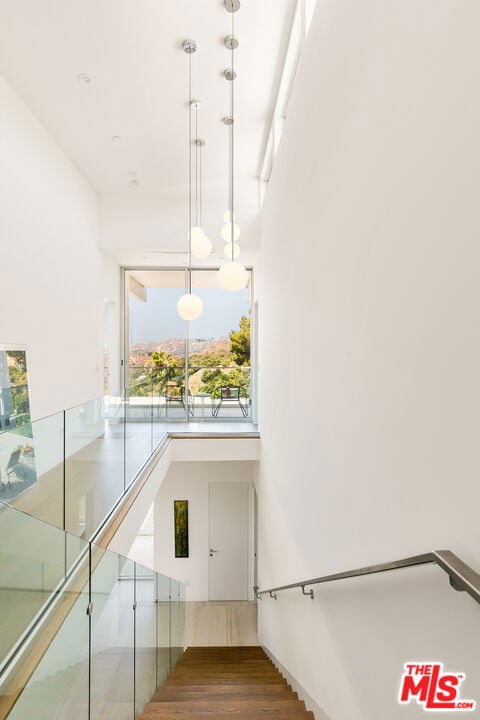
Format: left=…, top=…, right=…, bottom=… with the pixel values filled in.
left=124, top=268, right=253, bottom=422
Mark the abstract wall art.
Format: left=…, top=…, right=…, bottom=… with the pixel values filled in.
left=174, top=500, right=189, bottom=558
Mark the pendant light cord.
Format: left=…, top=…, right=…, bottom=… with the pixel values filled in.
left=195, top=104, right=199, bottom=227
left=230, top=11, right=235, bottom=261
left=188, top=50, right=192, bottom=293
left=200, top=142, right=203, bottom=228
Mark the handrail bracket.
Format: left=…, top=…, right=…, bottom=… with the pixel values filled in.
left=301, top=585, right=314, bottom=599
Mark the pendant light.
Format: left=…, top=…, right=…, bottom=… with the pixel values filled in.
left=191, top=101, right=212, bottom=259
left=217, top=2, right=248, bottom=293
left=177, top=39, right=204, bottom=321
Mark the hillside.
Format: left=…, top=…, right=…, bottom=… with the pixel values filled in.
left=130, top=337, right=230, bottom=364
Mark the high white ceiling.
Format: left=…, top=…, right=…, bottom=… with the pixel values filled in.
left=0, top=0, right=295, bottom=195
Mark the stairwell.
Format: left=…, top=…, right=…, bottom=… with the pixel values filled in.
left=139, top=646, right=313, bottom=720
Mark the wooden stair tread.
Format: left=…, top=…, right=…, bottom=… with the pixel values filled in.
left=164, top=677, right=287, bottom=686
left=151, top=688, right=297, bottom=701
left=150, top=692, right=299, bottom=702
left=139, top=714, right=314, bottom=720
left=143, top=699, right=305, bottom=713
left=153, top=684, right=292, bottom=692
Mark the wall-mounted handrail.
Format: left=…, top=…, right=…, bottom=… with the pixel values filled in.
left=255, top=551, right=480, bottom=605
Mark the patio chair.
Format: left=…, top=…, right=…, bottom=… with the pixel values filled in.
left=212, top=386, right=248, bottom=418
left=1, top=448, right=28, bottom=490
left=165, top=383, right=194, bottom=416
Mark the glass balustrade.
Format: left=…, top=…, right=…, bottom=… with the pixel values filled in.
left=0, top=389, right=169, bottom=538
left=0, top=501, right=185, bottom=720
left=131, top=365, right=252, bottom=421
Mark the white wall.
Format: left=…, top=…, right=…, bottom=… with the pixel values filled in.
left=154, top=461, right=256, bottom=601
left=257, top=1, right=480, bottom=718
left=108, top=437, right=259, bottom=563
left=0, top=72, right=120, bottom=420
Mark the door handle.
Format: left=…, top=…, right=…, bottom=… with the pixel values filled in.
left=209, top=548, right=219, bottom=557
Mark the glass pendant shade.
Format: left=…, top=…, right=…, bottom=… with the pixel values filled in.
left=221, top=222, right=240, bottom=243
left=177, top=293, right=203, bottom=321
left=217, top=261, right=248, bottom=292
left=192, top=233, right=212, bottom=259
left=224, top=242, right=240, bottom=259
left=190, top=226, right=205, bottom=242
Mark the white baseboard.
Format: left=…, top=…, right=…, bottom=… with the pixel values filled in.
left=262, top=646, right=332, bottom=720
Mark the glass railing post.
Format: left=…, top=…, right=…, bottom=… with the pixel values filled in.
left=168, top=578, right=172, bottom=672
left=150, top=380, right=154, bottom=454
left=88, top=542, right=92, bottom=720
left=133, top=561, right=137, bottom=720
left=123, top=386, right=127, bottom=493
left=155, top=573, right=159, bottom=690
left=62, top=409, right=66, bottom=532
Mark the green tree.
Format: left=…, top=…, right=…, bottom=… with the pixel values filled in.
left=200, top=367, right=249, bottom=398
left=229, top=316, right=250, bottom=366
left=147, top=351, right=182, bottom=394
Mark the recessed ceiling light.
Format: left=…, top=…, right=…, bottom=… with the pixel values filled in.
left=77, top=73, right=91, bottom=84
left=112, top=135, right=122, bottom=142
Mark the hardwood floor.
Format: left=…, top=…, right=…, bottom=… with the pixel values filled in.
left=138, top=646, right=314, bottom=720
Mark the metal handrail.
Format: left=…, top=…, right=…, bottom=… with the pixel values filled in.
left=255, top=550, right=480, bottom=605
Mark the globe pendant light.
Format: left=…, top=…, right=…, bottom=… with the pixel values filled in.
left=217, top=2, right=248, bottom=293
left=218, top=261, right=248, bottom=291
left=177, top=293, right=203, bottom=321
left=177, top=39, right=203, bottom=321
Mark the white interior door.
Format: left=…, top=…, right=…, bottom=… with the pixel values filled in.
left=209, top=482, right=249, bottom=601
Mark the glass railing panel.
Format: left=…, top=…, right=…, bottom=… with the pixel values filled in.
left=162, top=367, right=188, bottom=422
left=143, top=362, right=254, bottom=422
left=125, top=382, right=153, bottom=488
left=6, top=535, right=90, bottom=720
left=156, top=573, right=171, bottom=687
left=0, top=502, right=88, bottom=672
left=188, top=365, right=251, bottom=421
left=65, top=397, right=124, bottom=539
left=0, top=411, right=64, bottom=529
left=150, top=375, right=168, bottom=447
left=177, top=581, right=186, bottom=662
left=90, top=549, right=134, bottom=720
left=135, top=563, right=157, bottom=713
left=169, top=579, right=185, bottom=669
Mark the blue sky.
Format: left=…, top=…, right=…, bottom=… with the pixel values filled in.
left=130, top=287, right=250, bottom=343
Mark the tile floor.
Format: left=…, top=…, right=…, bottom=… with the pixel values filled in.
left=185, top=601, right=259, bottom=647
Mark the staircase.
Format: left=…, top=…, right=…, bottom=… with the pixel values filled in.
left=139, top=646, right=314, bottom=720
